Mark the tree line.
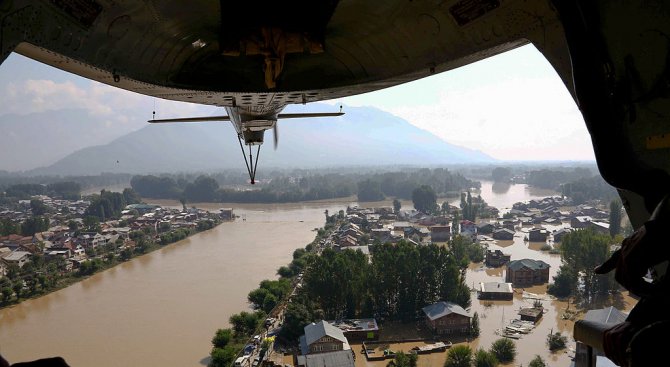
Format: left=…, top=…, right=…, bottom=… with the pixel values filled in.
left=130, top=168, right=478, bottom=204
left=357, top=168, right=478, bottom=202
left=1, top=181, right=82, bottom=201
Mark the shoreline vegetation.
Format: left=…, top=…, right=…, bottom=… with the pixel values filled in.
left=0, top=184, right=224, bottom=310
left=0, top=218, right=222, bottom=310
left=206, top=212, right=339, bottom=367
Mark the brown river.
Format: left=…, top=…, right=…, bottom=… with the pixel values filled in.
left=0, top=181, right=630, bottom=366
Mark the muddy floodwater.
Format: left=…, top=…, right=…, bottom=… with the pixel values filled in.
left=0, top=204, right=344, bottom=366
left=1, top=181, right=632, bottom=367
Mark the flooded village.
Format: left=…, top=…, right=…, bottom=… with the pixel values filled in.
left=0, top=180, right=631, bottom=367
left=226, top=186, right=633, bottom=367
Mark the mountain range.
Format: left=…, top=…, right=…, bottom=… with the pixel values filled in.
left=3, top=103, right=494, bottom=175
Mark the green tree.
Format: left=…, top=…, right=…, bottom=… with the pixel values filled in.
left=280, top=303, right=312, bottom=342
left=444, top=345, right=472, bottom=367
left=529, top=355, right=547, bottom=367
left=21, top=216, right=49, bottom=236
left=393, top=199, right=402, bottom=214
left=609, top=199, right=622, bottom=237
left=122, top=188, right=142, bottom=204
left=68, top=220, right=79, bottom=232
left=452, top=210, right=460, bottom=235
left=1, top=287, right=13, bottom=303
left=0, top=218, right=18, bottom=236
left=388, top=351, right=417, bottom=367
left=277, top=266, right=294, bottom=278
left=548, top=265, right=577, bottom=298
left=12, top=282, right=23, bottom=299
left=474, top=349, right=498, bottom=367
left=209, top=346, right=237, bottom=367
left=357, top=179, right=385, bottom=201
left=183, top=175, right=220, bottom=202
left=547, top=332, right=568, bottom=351
left=471, top=312, right=480, bottom=337
left=85, top=190, right=127, bottom=220
left=559, top=229, right=612, bottom=302
left=211, top=328, right=233, bottom=348
left=83, top=216, right=101, bottom=231
left=441, top=201, right=450, bottom=215
left=491, top=167, right=511, bottom=182
left=30, top=199, right=48, bottom=216
left=412, top=185, right=437, bottom=213
left=490, top=338, right=516, bottom=363
left=229, top=311, right=264, bottom=337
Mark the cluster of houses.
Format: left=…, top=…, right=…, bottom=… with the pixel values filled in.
left=293, top=300, right=473, bottom=367
left=328, top=206, right=489, bottom=257
left=0, top=195, right=232, bottom=278
left=331, top=198, right=611, bottom=261
left=478, top=198, right=612, bottom=242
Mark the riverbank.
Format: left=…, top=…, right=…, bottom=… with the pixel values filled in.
left=0, top=216, right=223, bottom=311
left=0, top=204, right=342, bottom=366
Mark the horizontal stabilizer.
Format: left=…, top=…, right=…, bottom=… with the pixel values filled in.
left=148, top=115, right=231, bottom=123
left=148, top=111, right=343, bottom=123
left=277, top=112, right=344, bottom=119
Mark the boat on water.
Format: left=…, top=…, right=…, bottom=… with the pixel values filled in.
left=505, top=325, right=530, bottom=334
left=410, top=341, right=452, bottom=354
left=503, top=332, right=522, bottom=339
left=495, top=328, right=523, bottom=339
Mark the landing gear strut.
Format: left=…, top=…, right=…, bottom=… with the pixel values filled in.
left=237, top=134, right=261, bottom=185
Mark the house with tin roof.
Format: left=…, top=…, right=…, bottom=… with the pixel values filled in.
left=583, top=306, right=627, bottom=325
left=422, top=301, right=471, bottom=335
left=2, top=251, right=31, bottom=268
left=300, top=320, right=351, bottom=355
left=505, top=259, right=550, bottom=286
left=492, top=228, right=515, bottom=240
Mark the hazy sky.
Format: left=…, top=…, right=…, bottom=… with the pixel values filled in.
left=0, top=44, right=595, bottom=161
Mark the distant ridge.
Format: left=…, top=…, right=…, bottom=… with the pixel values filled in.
left=29, top=104, right=495, bottom=175
left=0, top=108, right=144, bottom=171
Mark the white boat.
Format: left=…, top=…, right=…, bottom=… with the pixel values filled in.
left=503, top=331, right=522, bottom=339
left=505, top=325, right=530, bottom=334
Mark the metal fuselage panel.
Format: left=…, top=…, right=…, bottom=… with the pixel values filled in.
left=1, top=0, right=560, bottom=107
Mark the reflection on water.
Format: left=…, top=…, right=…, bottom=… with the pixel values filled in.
left=469, top=180, right=559, bottom=210
left=491, top=181, right=511, bottom=194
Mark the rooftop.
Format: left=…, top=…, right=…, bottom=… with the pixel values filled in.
left=3, top=251, right=31, bottom=261
left=300, top=350, right=355, bottom=367
left=328, top=318, right=378, bottom=332
left=422, top=301, right=470, bottom=320
left=584, top=306, right=627, bottom=325
left=304, top=320, right=348, bottom=346
left=480, top=282, right=513, bottom=293
left=507, top=258, right=550, bottom=271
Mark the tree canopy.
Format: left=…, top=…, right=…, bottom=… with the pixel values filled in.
left=490, top=338, right=516, bottom=363
left=444, top=345, right=472, bottom=367
left=552, top=229, right=613, bottom=302
left=302, top=242, right=470, bottom=322
left=474, top=349, right=498, bottom=367
left=609, top=199, right=622, bottom=237
left=357, top=179, right=385, bottom=201
left=412, top=185, right=437, bottom=213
